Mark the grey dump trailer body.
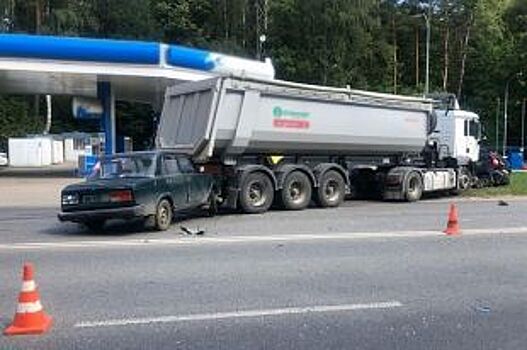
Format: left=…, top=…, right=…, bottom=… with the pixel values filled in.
left=156, top=76, right=457, bottom=213
left=157, top=77, right=434, bottom=162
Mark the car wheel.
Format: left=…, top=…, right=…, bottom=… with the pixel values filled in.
left=239, top=172, right=274, bottom=214
left=83, top=220, right=105, bottom=232
left=315, top=170, right=346, bottom=208
left=280, top=171, right=312, bottom=210
left=155, top=199, right=173, bottom=231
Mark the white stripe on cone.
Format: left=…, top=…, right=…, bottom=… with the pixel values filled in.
left=21, top=280, right=36, bottom=292
left=16, top=300, right=43, bottom=313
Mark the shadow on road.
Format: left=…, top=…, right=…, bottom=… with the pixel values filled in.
left=40, top=221, right=149, bottom=237
left=38, top=208, right=223, bottom=238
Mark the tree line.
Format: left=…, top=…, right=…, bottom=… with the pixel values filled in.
left=0, top=0, right=525, bottom=150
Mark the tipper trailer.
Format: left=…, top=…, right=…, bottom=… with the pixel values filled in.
left=156, top=76, right=485, bottom=214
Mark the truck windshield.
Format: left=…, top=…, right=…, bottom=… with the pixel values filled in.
left=96, top=154, right=157, bottom=179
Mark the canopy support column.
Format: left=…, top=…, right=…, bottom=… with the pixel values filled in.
left=97, top=82, right=116, bottom=155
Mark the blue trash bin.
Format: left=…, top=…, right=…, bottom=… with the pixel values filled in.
left=506, top=149, right=524, bottom=170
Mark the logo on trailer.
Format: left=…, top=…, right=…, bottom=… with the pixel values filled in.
left=272, top=106, right=310, bottom=129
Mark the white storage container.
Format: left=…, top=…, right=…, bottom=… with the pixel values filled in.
left=52, top=140, right=64, bottom=164
left=64, top=137, right=86, bottom=162
left=8, top=137, right=53, bottom=167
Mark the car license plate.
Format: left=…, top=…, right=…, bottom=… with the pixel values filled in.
left=83, top=194, right=99, bottom=204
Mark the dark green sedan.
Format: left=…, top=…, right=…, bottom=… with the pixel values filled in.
left=58, top=151, right=217, bottom=231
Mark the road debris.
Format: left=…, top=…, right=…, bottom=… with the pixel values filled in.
left=474, top=305, right=491, bottom=313
left=180, top=226, right=205, bottom=236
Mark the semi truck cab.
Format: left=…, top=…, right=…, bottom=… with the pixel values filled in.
left=433, top=109, right=481, bottom=165
left=429, top=95, right=481, bottom=166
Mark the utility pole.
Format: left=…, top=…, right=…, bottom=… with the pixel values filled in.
left=242, top=0, right=247, bottom=48
left=504, top=72, right=523, bottom=156
left=504, top=79, right=510, bottom=156
left=392, top=16, right=397, bottom=94
left=412, top=2, right=431, bottom=95
left=34, top=0, right=42, bottom=128
left=522, top=98, right=526, bottom=153
left=415, top=26, right=420, bottom=88
left=255, top=0, right=268, bottom=61
left=496, top=97, right=500, bottom=152
left=1, top=0, right=15, bottom=32
left=425, top=2, right=431, bottom=95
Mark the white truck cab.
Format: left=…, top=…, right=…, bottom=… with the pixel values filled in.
left=429, top=95, right=481, bottom=166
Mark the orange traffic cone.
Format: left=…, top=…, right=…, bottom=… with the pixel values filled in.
left=4, top=263, right=52, bottom=336
left=444, top=203, right=461, bottom=236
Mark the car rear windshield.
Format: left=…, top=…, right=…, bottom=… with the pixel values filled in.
left=97, top=154, right=156, bottom=179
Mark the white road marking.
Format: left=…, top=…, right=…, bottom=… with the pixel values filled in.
left=1, top=227, right=527, bottom=251
left=75, top=301, right=403, bottom=328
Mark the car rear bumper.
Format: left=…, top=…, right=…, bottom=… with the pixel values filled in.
left=58, top=205, right=146, bottom=223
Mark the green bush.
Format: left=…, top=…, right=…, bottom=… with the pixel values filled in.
left=0, top=96, right=41, bottom=151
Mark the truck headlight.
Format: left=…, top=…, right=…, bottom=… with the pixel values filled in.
left=62, top=193, right=79, bottom=205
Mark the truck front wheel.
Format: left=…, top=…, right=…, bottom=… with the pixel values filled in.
left=280, top=171, right=312, bottom=210
left=315, top=170, right=346, bottom=208
left=239, top=172, right=274, bottom=214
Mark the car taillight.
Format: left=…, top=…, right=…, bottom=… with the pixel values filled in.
left=109, top=190, right=133, bottom=203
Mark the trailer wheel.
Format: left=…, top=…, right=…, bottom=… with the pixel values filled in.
left=315, top=170, right=346, bottom=208
left=404, top=172, right=423, bottom=202
left=280, top=171, right=312, bottom=210
left=239, top=172, right=274, bottom=214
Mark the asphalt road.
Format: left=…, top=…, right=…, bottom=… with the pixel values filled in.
left=1, top=177, right=527, bottom=348
left=1, top=196, right=527, bottom=244
left=1, top=232, right=527, bottom=349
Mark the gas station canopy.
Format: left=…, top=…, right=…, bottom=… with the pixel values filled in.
left=0, top=34, right=275, bottom=106
left=0, top=34, right=275, bottom=154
